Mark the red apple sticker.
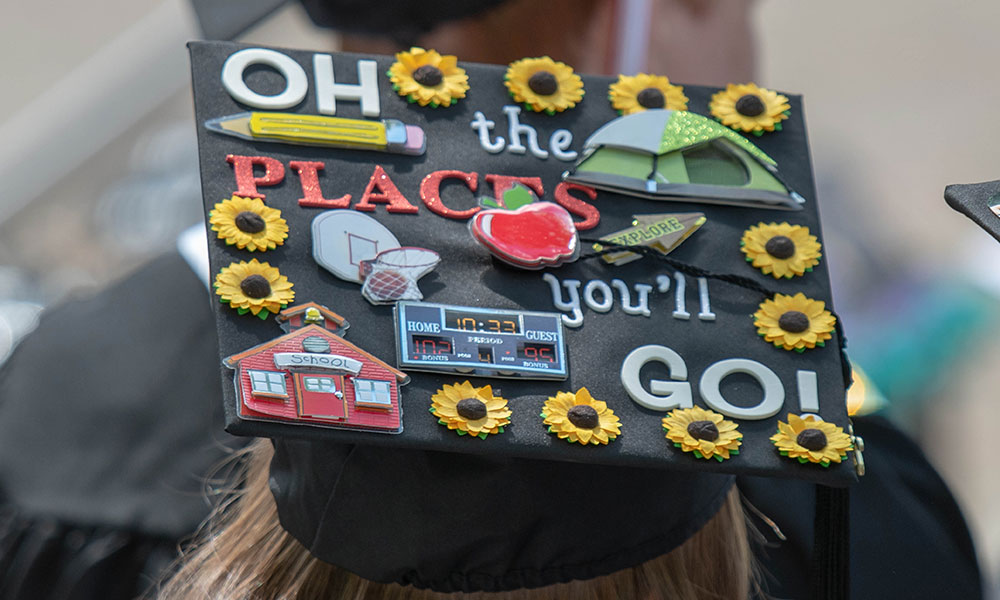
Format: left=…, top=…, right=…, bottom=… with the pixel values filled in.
left=469, top=184, right=580, bottom=269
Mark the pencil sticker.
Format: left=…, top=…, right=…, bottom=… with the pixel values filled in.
left=205, top=112, right=426, bottom=156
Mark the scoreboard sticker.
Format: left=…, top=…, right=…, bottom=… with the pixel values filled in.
left=395, top=301, right=568, bottom=380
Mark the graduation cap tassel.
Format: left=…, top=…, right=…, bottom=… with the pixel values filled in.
left=811, top=485, right=851, bottom=600
left=833, top=318, right=855, bottom=390
left=579, top=238, right=782, bottom=298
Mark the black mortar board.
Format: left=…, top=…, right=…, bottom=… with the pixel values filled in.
left=188, top=41, right=861, bottom=597
left=945, top=179, right=1000, bottom=243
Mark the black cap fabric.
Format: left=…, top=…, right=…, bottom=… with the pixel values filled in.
left=270, top=439, right=734, bottom=592
left=945, top=180, right=1000, bottom=243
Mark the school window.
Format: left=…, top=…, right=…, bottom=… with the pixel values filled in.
left=248, top=370, right=288, bottom=397
left=354, top=379, right=392, bottom=408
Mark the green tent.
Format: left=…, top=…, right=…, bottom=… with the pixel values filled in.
left=563, top=110, right=803, bottom=210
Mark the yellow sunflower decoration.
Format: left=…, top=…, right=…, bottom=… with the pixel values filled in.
left=214, top=259, right=294, bottom=320
left=709, top=82, right=790, bottom=136
left=540, top=388, right=621, bottom=445
left=771, top=413, right=853, bottom=467
left=741, top=222, right=821, bottom=279
left=387, top=47, right=469, bottom=108
left=753, top=292, right=836, bottom=353
left=209, top=195, right=288, bottom=252
left=662, top=406, right=742, bottom=462
left=430, top=381, right=511, bottom=439
left=608, top=73, right=687, bottom=115
left=504, top=57, right=585, bottom=114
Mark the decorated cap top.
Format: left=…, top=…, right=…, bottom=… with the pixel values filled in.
left=190, top=41, right=856, bottom=486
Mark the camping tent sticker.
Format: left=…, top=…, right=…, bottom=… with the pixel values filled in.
left=563, top=110, right=804, bottom=210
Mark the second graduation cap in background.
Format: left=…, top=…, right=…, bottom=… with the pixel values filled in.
left=189, top=41, right=862, bottom=596
left=945, top=179, right=1000, bottom=244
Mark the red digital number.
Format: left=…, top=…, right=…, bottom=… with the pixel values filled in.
left=416, top=339, right=452, bottom=355
left=539, top=347, right=554, bottom=363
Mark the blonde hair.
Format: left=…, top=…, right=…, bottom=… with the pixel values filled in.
left=154, top=439, right=753, bottom=600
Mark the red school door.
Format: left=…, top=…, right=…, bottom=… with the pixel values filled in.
left=294, top=373, right=347, bottom=420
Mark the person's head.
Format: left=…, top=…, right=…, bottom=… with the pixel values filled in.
left=155, top=439, right=754, bottom=600
left=314, top=0, right=756, bottom=84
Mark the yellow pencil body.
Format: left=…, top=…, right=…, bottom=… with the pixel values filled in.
left=205, top=111, right=425, bottom=156
left=249, top=113, right=388, bottom=149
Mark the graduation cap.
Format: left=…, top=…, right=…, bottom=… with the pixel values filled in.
left=945, top=179, right=1000, bottom=244
left=189, top=42, right=860, bottom=596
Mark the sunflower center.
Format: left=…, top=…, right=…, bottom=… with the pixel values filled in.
left=412, top=64, right=443, bottom=87
left=796, top=428, right=828, bottom=451
left=686, top=420, right=720, bottom=442
left=778, top=310, right=810, bottom=333
left=234, top=211, right=266, bottom=234
left=636, top=87, right=666, bottom=109
left=239, top=274, right=271, bottom=299
left=456, top=397, right=488, bottom=421
left=528, top=71, right=559, bottom=96
left=764, top=235, right=796, bottom=259
left=735, top=93, right=766, bottom=117
left=567, top=404, right=600, bottom=429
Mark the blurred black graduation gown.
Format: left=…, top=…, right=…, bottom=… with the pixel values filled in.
left=0, top=251, right=236, bottom=599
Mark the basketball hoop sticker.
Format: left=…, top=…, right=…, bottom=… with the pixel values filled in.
left=360, top=247, right=441, bottom=304
left=311, top=210, right=439, bottom=304
left=348, top=233, right=381, bottom=271
left=312, top=210, right=401, bottom=283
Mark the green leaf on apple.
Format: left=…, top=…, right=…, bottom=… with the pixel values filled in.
left=502, top=183, right=536, bottom=210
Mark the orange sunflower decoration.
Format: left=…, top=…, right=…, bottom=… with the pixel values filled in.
left=430, top=381, right=511, bottom=439
left=209, top=195, right=288, bottom=252
left=541, top=388, right=621, bottom=445
left=504, top=57, right=584, bottom=114
left=753, top=293, right=836, bottom=352
left=741, top=222, right=822, bottom=279
left=387, top=47, right=469, bottom=108
left=608, top=73, right=687, bottom=114
left=662, top=406, right=742, bottom=462
left=771, top=413, right=853, bottom=467
left=709, top=82, right=790, bottom=135
left=214, top=259, right=294, bottom=319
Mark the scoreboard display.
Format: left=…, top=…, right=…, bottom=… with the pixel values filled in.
left=394, top=301, right=568, bottom=380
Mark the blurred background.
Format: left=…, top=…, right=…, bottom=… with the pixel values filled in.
left=1, top=0, right=997, bottom=593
